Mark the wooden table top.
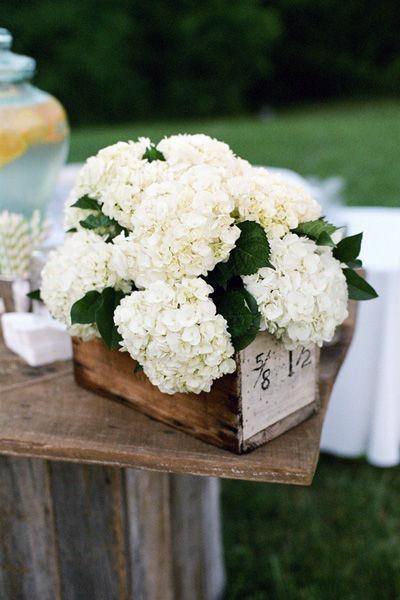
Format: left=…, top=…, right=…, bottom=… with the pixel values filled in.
left=0, top=304, right=356, bottom=485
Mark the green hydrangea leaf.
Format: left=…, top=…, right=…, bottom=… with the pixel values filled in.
left=334, top=233, right=363, bottom=264
left=231, top=221, right=273, bottom=275
left=230, top=288, right=261, bottom=351
left=79, top=213, right=115, bottom=230
left=73, top=195, right=126, bottom=241
left=70, top=290, right=102, bottom=324
left=95, top=288, right=125, bottom=349
left=343, top=268, right=378, bottom=300
left=293, top=218, right=337, bottom=241
left=216, top=287, right=261, bottom=351
left=316, top=231, right=335, bottom=247
left=217, top=290, right=254, bottom=337
left=347, top=258, right=363, bottom=269
left=27, top=289, right=41, bottom=301
left=142, top=145, right=166, bottom=162
left=241, top=287, right=259, bottom=313
left=79, top=213, right=126, bottom=241
left=205, top=261, right=233, bottom=290
left=232, top=330, right=259, bottom=352
left=205, top=221, right=272, bottom=292
left=72, top=195, right=102, bottom=211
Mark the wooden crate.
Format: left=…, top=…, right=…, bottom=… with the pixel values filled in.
left=73, top=332, right=320, bottom=454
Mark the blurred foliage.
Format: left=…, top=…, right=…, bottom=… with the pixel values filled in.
left=4, top=0, right=280, bottom=122
left=3, top=0, right=400, bottom=124
left=270, top=0, right=400, bottom=104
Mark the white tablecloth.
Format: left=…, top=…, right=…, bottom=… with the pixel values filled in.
left=320, top=207, right=400, bottom=467
left=49, top=166, right=400, bottom=466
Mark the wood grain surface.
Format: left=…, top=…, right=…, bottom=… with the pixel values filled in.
left=48, top=463, right=130, bottom=600
left=0, top=457, right=60, bottom=600
left=0, top=303, right=356, bottom=485
left=0, top=460, right=224, bottom=600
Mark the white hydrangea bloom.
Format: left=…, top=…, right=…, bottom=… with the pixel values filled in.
left=100, top=151, right=169, bottom=229
left=41, top=230, right=130, bottom=339
left=157, top=133, right=239, bottom=170
left=77, top=139, right=151, bottom=199
left=243, top=233, right=348, bottom=348
left=114, top=278, right=236, bottom=394
left=64, top=138, right=155, bottom=231
left=111, top=168, right=240, bottom=287
left=230, top=169, right=321, bottom=238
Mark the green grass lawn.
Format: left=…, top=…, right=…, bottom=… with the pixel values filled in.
left=70, top=101, right=400, bottom=599
left=70, top=100, right=400, bottom=207
left=223, top=456, right=400, bottom=599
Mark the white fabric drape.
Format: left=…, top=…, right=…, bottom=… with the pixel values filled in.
left=321, top=208, right=400, bottom=466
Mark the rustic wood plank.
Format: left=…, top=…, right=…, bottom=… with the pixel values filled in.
left=0, top=303, right=356, bottom=484
left=124, top=470, right=224, bottom=600
left=48, top=463, right=129, bottom=600
left=0, top=457, right=60, bottom=600
left=169, top=475, right=225, bottom=600
left=125, top=469, right=174, bottom=600
left=0, top=459, right=224, bottom=600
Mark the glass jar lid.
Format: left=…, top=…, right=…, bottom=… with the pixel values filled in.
left=0, top=28, right=36, bottom=83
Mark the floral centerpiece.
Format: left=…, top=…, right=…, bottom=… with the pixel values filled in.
left=40, top=135, right=376, bottom=398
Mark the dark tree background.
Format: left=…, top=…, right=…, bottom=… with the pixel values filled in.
left=3, top=0, right=400, bottom=124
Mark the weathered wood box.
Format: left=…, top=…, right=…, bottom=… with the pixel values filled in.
left=73, top=333, right=320, bottom=454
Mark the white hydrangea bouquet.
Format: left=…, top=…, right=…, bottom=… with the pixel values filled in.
left=40, top=134, right=376, bottom=397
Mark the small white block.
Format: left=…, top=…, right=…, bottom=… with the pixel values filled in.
left=1, top=312, right=72, bottom=367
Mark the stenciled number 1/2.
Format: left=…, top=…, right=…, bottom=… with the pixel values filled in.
left=253, top=346, right=312, bottom=391
left=288, top=347, right=312, bottom=378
